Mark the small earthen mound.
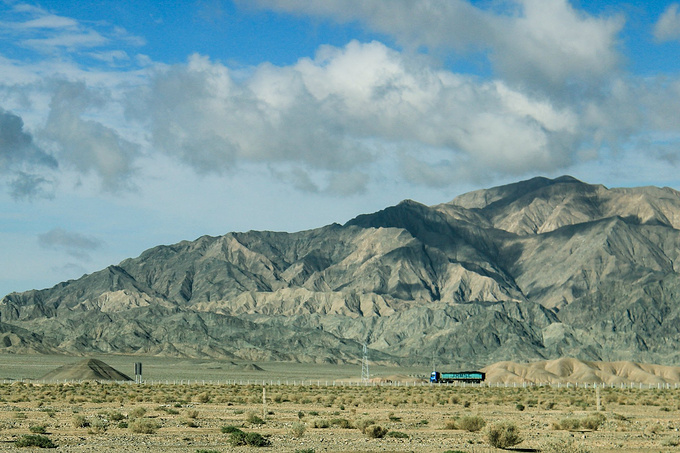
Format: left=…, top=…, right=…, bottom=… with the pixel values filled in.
left=40, top=358, right=132, bottom=382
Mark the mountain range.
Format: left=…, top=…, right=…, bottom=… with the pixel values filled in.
left=2, top=175, right=680, bottom=368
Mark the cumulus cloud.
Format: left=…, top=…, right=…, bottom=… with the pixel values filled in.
left=41, top=81, right=138, bottom=191
left=654, top=3, right=680, bottom=42
left=38, top=228, right=103, bottom=260
left=0, top=108, right=58, bottom=199
left=247, top=0, right=624, bottom=91
left=129, top=41, right=583, bottom=188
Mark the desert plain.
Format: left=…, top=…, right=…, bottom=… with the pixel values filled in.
left=0, top=355, right=679, bottom=452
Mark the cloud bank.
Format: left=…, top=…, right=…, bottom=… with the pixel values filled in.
left=1, top=0, right=680, bottom=200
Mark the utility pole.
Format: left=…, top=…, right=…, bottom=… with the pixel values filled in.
left=361, top=344, right=370, bottom=384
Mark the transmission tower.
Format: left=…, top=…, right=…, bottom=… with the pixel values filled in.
left=361, top=343, right=370, bottom=384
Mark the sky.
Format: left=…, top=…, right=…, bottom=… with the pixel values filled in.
left=1, top=0, right=680, bottom=297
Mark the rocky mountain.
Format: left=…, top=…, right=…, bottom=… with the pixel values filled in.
left=2, top=176, right=680, bottom=368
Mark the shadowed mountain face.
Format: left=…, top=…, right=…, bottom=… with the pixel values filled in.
left=2, top=176, right=680, bottom=368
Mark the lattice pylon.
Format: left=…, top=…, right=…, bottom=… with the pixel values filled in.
left=361, top=343, right=370, bottom=384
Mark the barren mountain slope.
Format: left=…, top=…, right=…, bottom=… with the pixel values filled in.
left=2, top=176, right=680, bottom=367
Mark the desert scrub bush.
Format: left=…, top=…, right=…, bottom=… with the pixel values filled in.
left=228, top=431, right=271, bottom=447
left=129, top=418, right=160, bottom=434
left=108, top=411, right=125, bottom=421
left=129, top=406, right=147, bottom=419
left=355, top=418, right=376, bottom=433
left=195, top=392, right=210, bottom=403
left=186, top=409, right=199, bottom=419
left=457, top=415, right=486, bottom=432
left=29, top=424, right=47, bottom=434
left=581, top=413, right=606, bottom=430
left=553, top=417, right=581, bottom=431
left=221, top=425, right=243, bottom=434
left=386, top=430, right=409, bottom=438
left=553, top=413, right=605, bottom=431
left=515, top=403, right=525, bottom=411
left=487, top=422, right=522, bottom=449
left=542, top=438, right=591, bottom=453
left=246, top=412, right=265, bottom=425
left=87, top=417, right=109, bottom=434
left=444, top=418, right=458, bottom=430
left=329, top=417, right=352, bottom=428
left=365, top=424, right=388, bottom=438
left=312, top=418, right=330, bottom=428
left=72, top=415, right=89, bottom=428
left=290, top=421, right=306, bottom=438
left=15, top=434, right=56, bottom=448
left=295, top=449, right=315, bottom=453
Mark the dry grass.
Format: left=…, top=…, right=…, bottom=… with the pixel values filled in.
left=0, top=367, right=678, bottom=452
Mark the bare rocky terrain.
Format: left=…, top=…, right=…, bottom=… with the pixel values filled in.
left=2, top=176, right=680, bottom=368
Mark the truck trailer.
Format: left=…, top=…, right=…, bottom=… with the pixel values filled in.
left=430, top=371, right=485, bottom=384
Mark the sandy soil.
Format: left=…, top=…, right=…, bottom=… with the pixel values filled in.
left=0, top=380, right=678, bottom=452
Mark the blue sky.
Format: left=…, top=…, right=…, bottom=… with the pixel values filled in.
left=2, top=0, right=680, bottom=297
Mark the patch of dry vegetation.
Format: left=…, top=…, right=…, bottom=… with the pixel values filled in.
left=0, top=380, right=677, bottom=452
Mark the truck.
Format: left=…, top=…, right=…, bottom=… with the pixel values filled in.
left=430, top=371, right=485, bottom=384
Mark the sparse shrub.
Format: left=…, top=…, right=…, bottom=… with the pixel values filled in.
left=581, top=413, right=606, bottom=431
left=312, top=418, right=330, bottom=428
left=186, top=409, right=199, bottom=419
left=195, top=392, right=210, bottom=403
left=543, top=438, right=591, bottom=453
left=291, top=421, right=306, bottom=438
left=444, top=418, right=457, bottom=430
left=387, top=411, right=401, bottom=421
left=553, top=417, right=582, bottom=431
left=365, top=424, right=388, bottom=438
left=330, top=418, right=352, bottom=428
left=15, top=434, right=56, bottom=448
left=108, top=411, right=125, bottom=421
left=488, top=422, right=522, bottom=449
left=297, top=410, right=305, bottom=419
left=515, top=403, right=525, bottom=411
left=228, top=431, right=270, bottom=447
left=72, top=415, right=89, bottom=428
left=117, top=421, right=128, bottom=429
left=129, top=406, right=147, bottom=419
left=457, top=415, right=486, bottom=432
left=88, top=417, right=109, bottom=434
left=355, top=418, right=375, bottom=433
left=184, top=418, right=198, bottom=428
left=246, top=412, right=265, bottom=425
left=29, top=425, right=47, bottom=434
left=129, top=418, right=159, bottom=434
left=662, top=437, right=680, bottom=447
left=221, top=425, right=243, bottom=434
left=197, top=450, right=219, bottom=453
left=387, top=430, right=409, bottom=438
left=295, top=449, right=315, bottom=453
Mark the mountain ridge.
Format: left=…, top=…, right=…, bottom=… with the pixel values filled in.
left=2, top=176, right=680, bottom=368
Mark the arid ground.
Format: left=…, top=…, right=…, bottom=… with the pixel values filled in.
left=0, top=355, right=679, bottom=452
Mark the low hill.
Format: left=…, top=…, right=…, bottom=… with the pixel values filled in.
left=482, top=358, right=680, bottom=385
left=40, top=358, right=132, bottom=382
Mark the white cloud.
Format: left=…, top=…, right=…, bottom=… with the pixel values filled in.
left=126, top=42, right=585, bottom=189
left=654, top=3, right=680, bottom=42
left=248, top=0, right=624, bottom=91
